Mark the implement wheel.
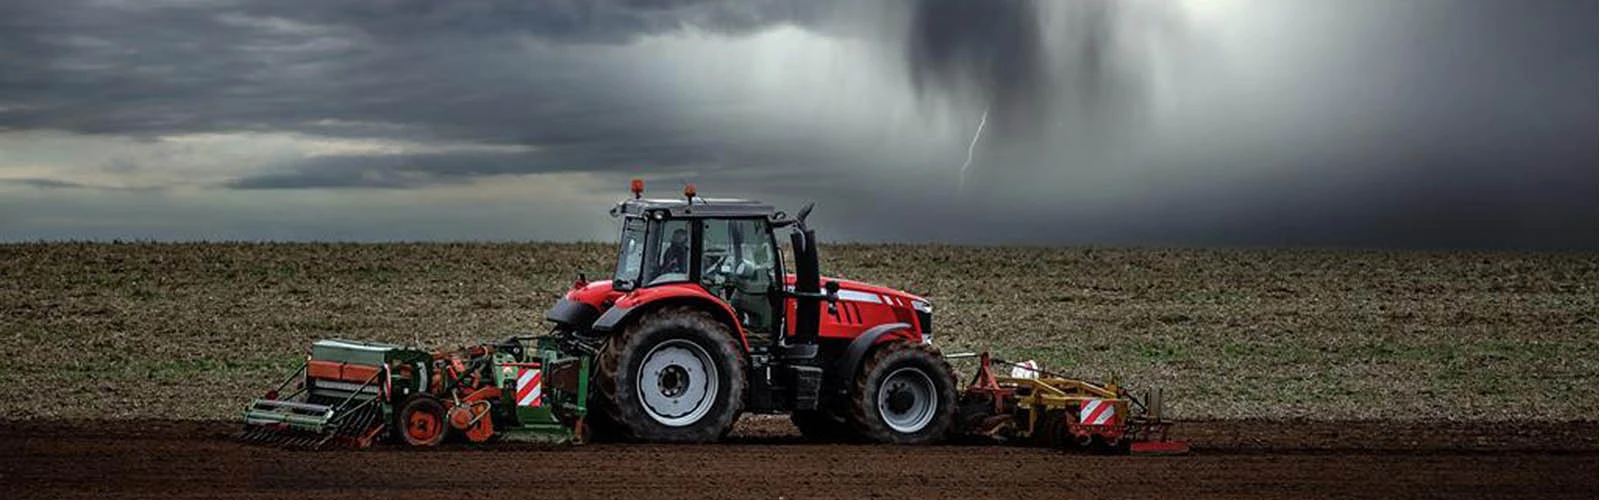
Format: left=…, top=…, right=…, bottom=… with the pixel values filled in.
left=1037, top=411, right=1070, bottom=448
left=594, top=306, right=746, bottom=443
left=397, top=396, right=447, bottom=447
left=848, top=342, right=958, bottom=444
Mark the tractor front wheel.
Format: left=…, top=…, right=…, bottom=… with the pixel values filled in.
left=595, top=306, right=746, bottom=443
left=848, top=342, right=958, bottom=444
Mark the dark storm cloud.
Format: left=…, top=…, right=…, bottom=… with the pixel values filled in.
left=0, top=0, right=871, bottom=195
left=0, top=0, right=810, bottom=139
left=229, top=123, right=917, bottom=192
left=905, top=0, right=1048, bottom=131
left=899, top=0, right=1148, bottom=135
left=0, top=0, right=1089, bottom=193
left=237, top=0, right=819, bottom=45
left=0, top=0, right=1593, bottom=249
left=898, top=0, right=1191, bottom=194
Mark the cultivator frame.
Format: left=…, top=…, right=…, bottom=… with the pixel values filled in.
left=952, top=352, right=1188, bottom=455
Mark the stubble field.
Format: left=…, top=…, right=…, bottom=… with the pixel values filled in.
left=3, top=242, right=1595, bottom=499
left=0, top=242, right=1592, bottom=421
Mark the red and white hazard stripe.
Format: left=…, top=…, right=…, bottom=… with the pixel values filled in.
left=1079, top=399, right=1116, bottom=425
left=516, top=367, right=543, bottom=407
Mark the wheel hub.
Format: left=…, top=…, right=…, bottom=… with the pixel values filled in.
left=637, top=339, right=719, bottom=427
left=876, top=367, right=937, bottom=434
left=658, top=365, right=689, bottom=398
left=885, top=383, right=916, bottom=413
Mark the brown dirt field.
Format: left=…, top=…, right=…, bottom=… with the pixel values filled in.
left=3, top=418, right=1594, bottom=500
left=1, top=243, right=1594, bottom=421
left=2, top=244, right=1593, bottom=497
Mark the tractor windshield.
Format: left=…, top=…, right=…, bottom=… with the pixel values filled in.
left=613, top=217, right=647, bottom=289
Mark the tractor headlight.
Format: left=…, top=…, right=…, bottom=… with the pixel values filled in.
left=911, top=299, right=933, bottom=314
left=911, top=299, right=933, bottom=344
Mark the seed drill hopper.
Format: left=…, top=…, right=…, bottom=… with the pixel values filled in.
left=240, top=337, right=593, bottom=449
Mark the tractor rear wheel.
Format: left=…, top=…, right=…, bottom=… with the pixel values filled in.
left=848, top=342, right=958, bottom=444
left=594, top=306, right=746, bottom=443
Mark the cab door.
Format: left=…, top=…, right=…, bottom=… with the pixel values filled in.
left=697, top=218, right=780, bottom=337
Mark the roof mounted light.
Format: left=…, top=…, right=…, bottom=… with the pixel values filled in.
left=630, top=178, right=644, bottom=199
left=684, top=184, right=696, bottom=201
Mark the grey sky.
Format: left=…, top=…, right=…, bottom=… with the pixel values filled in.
left=0, top=0, right=1593, bottom=248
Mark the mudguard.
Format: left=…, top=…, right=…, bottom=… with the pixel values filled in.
left=590, top=284, right=749, bottom=350
left=546, top=298, right=601, bottom=329
left=832, top=322, right=914, bottom=393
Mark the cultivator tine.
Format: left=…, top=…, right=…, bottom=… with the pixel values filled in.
left=237, top=427, right=274, bottom=445
left=323, top=403, right=383, bottom=450
left=237, top=424, right=341, bottom=450
left=265, top=432, right=291, bottom=447
left=255, top=430, right=280, bottom=444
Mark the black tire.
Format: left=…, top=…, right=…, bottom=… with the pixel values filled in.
left=790, top=409, right=861, bottom=442
left=594, top=306, right=746, bottom=443
left=1036, top=410, right=1070, bottom=448
left=848, top=342, right=958, bottom=444
left=395, top=396, right=447, bottom=447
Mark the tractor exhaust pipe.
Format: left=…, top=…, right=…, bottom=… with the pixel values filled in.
left=790, top=227, right=821, bottom=346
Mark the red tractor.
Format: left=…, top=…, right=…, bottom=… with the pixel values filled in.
left=241, top=180, right=1184, bottom=453
left=545, top=181, right=954, bottom=443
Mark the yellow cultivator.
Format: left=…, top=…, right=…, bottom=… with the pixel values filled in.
left=952, top=352, right=1187, bottom=455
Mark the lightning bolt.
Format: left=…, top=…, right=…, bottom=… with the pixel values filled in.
left=958, top=107, right=989, bottom=196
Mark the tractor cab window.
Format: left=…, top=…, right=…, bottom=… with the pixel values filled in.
left=613, top=217, right=647, bottom=289
left=700, top=218, right=778, bottom=333
left=644, top=219, right=692, bottom=286
left=615, top=217, right=694, bottom=290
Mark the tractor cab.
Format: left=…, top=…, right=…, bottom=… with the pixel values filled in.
left=608, top=189, right=787, bottom=339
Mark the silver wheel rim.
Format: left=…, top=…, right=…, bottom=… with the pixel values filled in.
left=876, top=367, right=937, bottom=433
left=637, top=339, right=719, bottom=427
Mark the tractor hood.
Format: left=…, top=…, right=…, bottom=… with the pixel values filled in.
left=554, top=277, right=926, bottom=314
left=785, top=275, right=929, bottom=310
left=545, top=275, right=931, bottom=335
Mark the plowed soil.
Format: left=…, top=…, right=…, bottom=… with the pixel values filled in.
left=3, top=243, right=1594, bottom=422
left=3, top=419, right=1593, bottom=499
